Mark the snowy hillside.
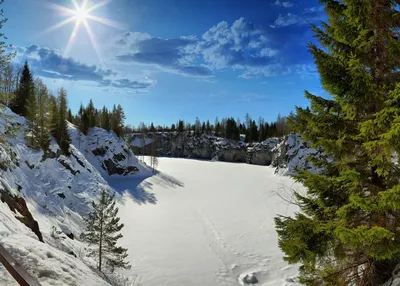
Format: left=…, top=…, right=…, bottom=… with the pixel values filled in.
left=0, top=106, right=150, bottom=285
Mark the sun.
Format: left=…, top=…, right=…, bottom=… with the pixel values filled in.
left=75, top=8, right=89, bottom=22
left=43, top=0, right=125, bottom=61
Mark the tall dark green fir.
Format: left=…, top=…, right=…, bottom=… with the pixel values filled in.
left=275, top=1, right=400, bottom=285
left=14, top=61, right=34, bottom=116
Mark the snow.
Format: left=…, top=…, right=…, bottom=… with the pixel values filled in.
left=117, top=157, right=303, bottom=285
left=0, top=105, right=150, bottom=285
left=0, top=105, right=306, bottom=285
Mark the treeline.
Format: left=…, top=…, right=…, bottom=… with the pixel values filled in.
left=4, top=61, right=72, bottom=155
left=2, top=61, right=127, bottom=156
left=69, top=100, right=126, bottom=137
left=125, top=113, right=290, bottom=143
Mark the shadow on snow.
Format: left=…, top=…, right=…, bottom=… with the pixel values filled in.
left=107, top=170, right=184, bottom=205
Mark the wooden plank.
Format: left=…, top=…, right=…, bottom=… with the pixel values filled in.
left=0, top=244, right=41, bottom=286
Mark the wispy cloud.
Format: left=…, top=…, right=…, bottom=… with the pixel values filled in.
left=304, top=6, right=324, bottom=14
left=114, top=32, right=212, bottom=77
left=114, top=17, right=287, bottom=78
left=12, top=45, right=156, bottom=92
left=271, top=13, right=303, bottom=28
left=273, top=0, right=294, bottom=8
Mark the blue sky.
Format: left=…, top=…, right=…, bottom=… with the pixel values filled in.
left=3, top=0, right=326, bottom=126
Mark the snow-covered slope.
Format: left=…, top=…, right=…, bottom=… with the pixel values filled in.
left=0, top=106, right=150, bottom=285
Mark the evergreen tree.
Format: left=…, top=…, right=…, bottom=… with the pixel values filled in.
left=110, top=104, right=125, bottom=137
left=171, top=123, right=176, bottom=132
left=150, top=122, right=155, bottom=132
left=14, top=61, right=34, bottom=116
left=206, top=120, right=211, bottom=134
left=100, top=106, right=110, bottom=131
left=80, top=190, right=131, bottom=273
left=34, top=78, right=50, bottom=150
left=275, top=1, right=400, bottom=284
left=57, top=88, right=71, bottom=155
left=67, top=108, right=73, bottom=123
left=177, top=120, right=184, bottom=133
left=215, top=122, right=221, bottom=137
left=87, top=99, right=96, bottom=128
left=49, top=95, right=59, bottom=140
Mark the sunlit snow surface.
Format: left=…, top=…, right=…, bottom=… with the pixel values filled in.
left=118, top=157, right=303, bottom=286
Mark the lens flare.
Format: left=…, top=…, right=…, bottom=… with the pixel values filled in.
left=42, top=0, right=125, bottom=62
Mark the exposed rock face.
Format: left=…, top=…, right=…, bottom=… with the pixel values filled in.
left=102, top=158, right=139, bottom=176
left=0, top=181, right=43, bottom=242
left=128, top=132, right=248, bottom=162
left=126, top=133, right=321, bottom=175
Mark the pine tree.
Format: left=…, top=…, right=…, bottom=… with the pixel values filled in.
left=57, top=88, right=71, bottom=155
left=206, top=120, right=211, bottom=134
left=67, top=108, right=73, bottom=123
left=177, top=120, right=184, bottom=133
left=275, top=1, right=400, bottom=284
left=80, top=190, right=131, bottom=273
left=49, top=95, right=59, bottom=139
left=87, top=99, right=96, bottom=128
left=110, top=104, right=125, bottom=137
left=34, top=78, right=50, bottom=150
left=100, top=106, right=110, bottom=131
left=14, top=61, right=34, bottom=116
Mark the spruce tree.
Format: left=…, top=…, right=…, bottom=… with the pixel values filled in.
left=177, top=120, right=184, bottom=133
left=33, top=78, right=50, bottom=150
left=57, top=88, right=71, bottom=155
left=49, top=95, right=59, bottom=139
left=87, top=99, right=96, bottom=128
left=80, top=190, right=131, bottom=273
left=101, top=106, right=110, bottom=131
left=67, top=108, right=73, bottom=123
left=275, top=1, right=400, bottom=284
left=14, top=61, right=34, bottom=116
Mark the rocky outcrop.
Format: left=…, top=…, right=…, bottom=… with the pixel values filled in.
left=0, top=180, right=43, bottom=242
left=101, top=158, right=139, bottom=176
left=126, top=133, right=321, bottom=175
left=128, top=132, right=248, bottom=162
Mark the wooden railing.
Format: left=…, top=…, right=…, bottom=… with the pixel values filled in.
left=0, top=244, right=41, bottom=286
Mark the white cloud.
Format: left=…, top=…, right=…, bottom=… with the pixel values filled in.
left=274, top=0, right=294, bottom=8
left=271, top=13, right=303, bottom=28
left=304, top=6, right=324, bottom=14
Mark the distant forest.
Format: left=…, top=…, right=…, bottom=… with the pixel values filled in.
left=124, top=113, right=291, bottom=143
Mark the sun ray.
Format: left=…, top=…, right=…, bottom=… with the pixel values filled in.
left=82, top=19, right=103, bottom=63
left=86, top=0, right=111, bottom=13
left=63, top=20, right=82, bottom=58
left=86, top=14, right=126, bottom=30
left=39, top=17, right=76, bottom=36
left=82, top=0, right=90, bottom=9
left=39, top=0, right=121, bottom=64
left=46, top=3, right=76, bottom=16
left=71, top=0, right=80, bottom=11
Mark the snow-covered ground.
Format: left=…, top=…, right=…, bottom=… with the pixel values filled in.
left=117, top=157, right=303, bottom=285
